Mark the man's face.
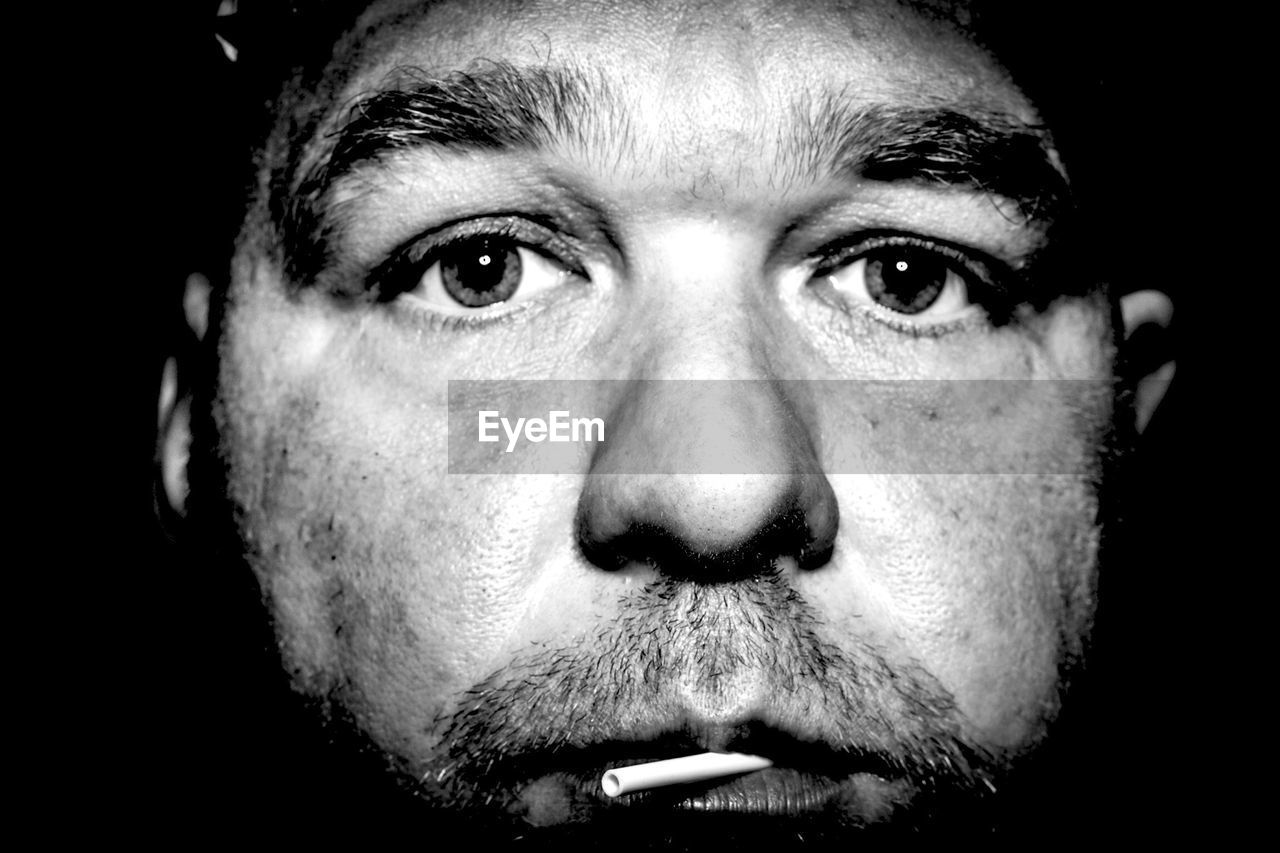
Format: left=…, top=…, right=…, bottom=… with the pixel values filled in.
left=206, top=0, right=1122, bottom=840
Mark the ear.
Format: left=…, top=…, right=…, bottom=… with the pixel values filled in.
left=1118, top=289, right=1175, bottom=434
left=157, top=273, right=213, bottom=520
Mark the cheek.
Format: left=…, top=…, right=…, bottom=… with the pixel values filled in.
left=898, top=476, right=1097, bottom=747
left=231, top=396, right=558, bottom=756
left=814, top=473, right=1098, bottom=751
left=803, top=376, right=1109, bottom=752
left=218, top=288, right=574, bottom=758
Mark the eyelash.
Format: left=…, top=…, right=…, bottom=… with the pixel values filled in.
left=808, top=231, right=1017, bottom=328
left=368, top=214, right=585, bottom=306
left=812, top=231, right=1000, bottom=287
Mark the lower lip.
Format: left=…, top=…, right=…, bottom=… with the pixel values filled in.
left=597, top=767, right=897, bottom=817
left=669, top=766, right=844, bottom=813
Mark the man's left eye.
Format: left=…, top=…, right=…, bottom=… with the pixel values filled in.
left=816, top=241, right=985, bottom=320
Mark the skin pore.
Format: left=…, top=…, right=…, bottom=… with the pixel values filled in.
left=167, top=0, right=1172, bottom=844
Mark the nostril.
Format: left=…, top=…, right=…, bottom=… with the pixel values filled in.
left=795, top=477, right=839, bottom=570
left=575, top=479, right=838, bottom=581
left=575, top=503, right=632, bottom=571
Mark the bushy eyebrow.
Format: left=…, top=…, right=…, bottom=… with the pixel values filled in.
left=784, top=94, right=1067, bottom=221
left=281, top=62, right=1068, bottom=283
left=282, top=62, right=626, bottom=282
left=327, top=64, right=627, bottom=169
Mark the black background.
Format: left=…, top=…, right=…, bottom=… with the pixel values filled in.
left=88, top=0, right=1233, bottom=842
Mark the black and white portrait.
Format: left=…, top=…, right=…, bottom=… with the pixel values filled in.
left=120, top=1, right=1221, bottom=845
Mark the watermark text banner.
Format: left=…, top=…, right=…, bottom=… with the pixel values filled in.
left=447, top=379, right=1124, bottom=474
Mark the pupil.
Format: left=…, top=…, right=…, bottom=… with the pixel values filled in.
left=441, top=238, right=522, bottom=308
left=867, top=249, right=947, bottom=314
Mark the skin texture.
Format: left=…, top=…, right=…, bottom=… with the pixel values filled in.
left=182, top=0, right=1149, bottom=843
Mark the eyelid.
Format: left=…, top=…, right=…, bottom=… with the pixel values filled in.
left=368, top=214, right=586, bottom=303
left=810, top=231, right=1006, bottom=293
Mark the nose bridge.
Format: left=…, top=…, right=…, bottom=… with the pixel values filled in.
left=610, top=377, right=802, bottom=476
left=628, top=219, right=770, bottom=380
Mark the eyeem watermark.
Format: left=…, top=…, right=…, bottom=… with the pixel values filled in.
left=449, top=379, right=1138, bottom=474
left=478, top=410, right=605, bottom=453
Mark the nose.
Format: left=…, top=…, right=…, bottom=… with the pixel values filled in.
left=576, top=378, right=839, bottom=582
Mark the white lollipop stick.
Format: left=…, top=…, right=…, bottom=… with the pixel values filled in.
left=601, top=751, right=773, bottom=797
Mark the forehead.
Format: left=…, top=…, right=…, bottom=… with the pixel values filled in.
left=314, top=0, right=1034, bottom=138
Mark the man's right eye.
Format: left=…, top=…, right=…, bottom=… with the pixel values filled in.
left=414, top=235, right=573, bottom=312
left=372, top=219, right=585, bottom=318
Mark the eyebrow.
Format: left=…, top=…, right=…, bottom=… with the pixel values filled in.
left=785, top=94, right=1068, bottom=221
left=282, top=62, right=1068, bottom=283
left=283, top=63, right=622, bottom=282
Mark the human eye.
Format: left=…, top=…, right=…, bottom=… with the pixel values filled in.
left=809, top=233, right=1009, bottom=331
left=370, top=216, right=586, bottom=320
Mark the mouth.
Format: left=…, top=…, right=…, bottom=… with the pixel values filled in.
left=603, top=763, right=893, bottom=815
left=495, top=724, right=910, bottom=826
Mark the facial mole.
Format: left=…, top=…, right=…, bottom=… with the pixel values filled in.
left=515, top=776, right=574, bottom=827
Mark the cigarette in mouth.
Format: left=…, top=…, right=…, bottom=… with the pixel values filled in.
left=601, top=752, right=774, bottom=797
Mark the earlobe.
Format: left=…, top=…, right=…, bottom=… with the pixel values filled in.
left=184, top=272, right=212, bottom=342
left=156, top=273, right=212, bottom=522
left=157, top=357, right=191, bottom=519
left=1119, top=289, right=1176, bottom=435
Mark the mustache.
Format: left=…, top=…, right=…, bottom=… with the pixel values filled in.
left=416, top=573, right=999, bottom=808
